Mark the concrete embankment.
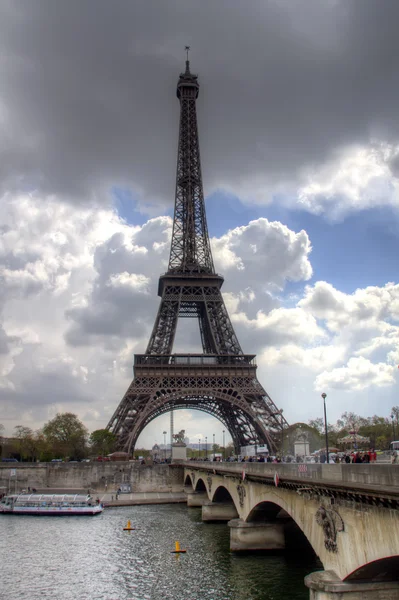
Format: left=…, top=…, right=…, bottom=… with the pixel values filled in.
left=0, top=462, right=185, bottom=496
left=101, top=491, right=187, bottom=507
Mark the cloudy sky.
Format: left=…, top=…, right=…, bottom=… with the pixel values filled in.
left=1, top=0, right=399, bottom=448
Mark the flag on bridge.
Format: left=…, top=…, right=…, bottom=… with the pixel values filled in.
left=242, top=469, right=246, bottom=481
left=274, top=472, right=280, bottom=487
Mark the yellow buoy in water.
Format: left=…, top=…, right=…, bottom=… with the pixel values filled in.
left=171, top=540, right=186, bottom=553
left=123, top=520, right=135, bottom=531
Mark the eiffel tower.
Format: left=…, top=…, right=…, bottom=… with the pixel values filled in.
left=108, top=52, right=288, bottom=453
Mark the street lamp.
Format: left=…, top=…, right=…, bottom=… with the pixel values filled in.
left=213, top=433, right=215, bottom=460
left=222, top=430, right=225, bottom=460
left=321, top=393, right=329, bottom=464
left=205, top=436, right=208, bottom=460
left=391, top=415, right=396, bottom=440
left=198, top=437, right=201, bottom=460
left=163, top=431, right=167, bottom=461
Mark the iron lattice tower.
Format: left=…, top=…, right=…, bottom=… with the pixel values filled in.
left=108, top=55, right=288, bottom=453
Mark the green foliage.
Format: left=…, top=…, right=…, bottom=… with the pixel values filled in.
left=308, top=411, right=394, bottom=451
left=14, top=426, right=34, bottom=460
left=225, top=441, right=234, bottom=456
left=89, top=429, right=117, bottom=456
left=308, top=418, right=324, bottom=435
left=43, top=412, right=88, bottom=459
left=7, top=427, right=51, bottom=462
left=133, top=448, right=150, bottom=459
left=391, top=406, right=399, bottom=421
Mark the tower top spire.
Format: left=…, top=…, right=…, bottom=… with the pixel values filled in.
left=177, top=46, right=198, bottom=99
left=185, top=45, right=190, bottom=72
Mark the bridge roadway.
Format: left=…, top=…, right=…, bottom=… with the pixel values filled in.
left=182, top=461, right=399, bottom=600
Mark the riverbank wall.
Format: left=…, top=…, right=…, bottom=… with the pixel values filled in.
left=0, top=462, right=184, bottom=494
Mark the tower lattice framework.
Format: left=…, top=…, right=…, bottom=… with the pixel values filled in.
left=108, top=56, right=288, bottom=453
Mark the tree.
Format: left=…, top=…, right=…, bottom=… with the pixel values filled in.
left=133, top=448, right=150, bottom=459
left=336, top=412, right=368, bottom=432
left=43, top=413, right=88, bottom=459
left=225, top=441, right=234, bottom=457
left=212, top=443, right=220, bottom=456
left=391, top=407, right=399, bottom=427
left=14, top=426, right=35, bottom=461
left=358, top=416, right=391, bottom=449
left=308, top=418, right=324, bottom=435
left=89, top=429, right=117, bottom=456
left=0, top=423, right=4, bottom=457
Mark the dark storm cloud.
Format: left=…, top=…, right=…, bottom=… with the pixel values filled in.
left=1, top=0, right=399, bottom=206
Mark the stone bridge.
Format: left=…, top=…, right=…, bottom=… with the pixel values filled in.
left=183, top=462, right=399, bottom=600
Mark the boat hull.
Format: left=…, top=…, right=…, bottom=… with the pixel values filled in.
left=0, top=507, right=103, bottom=516
left=0, top=493, right=104, bottom=515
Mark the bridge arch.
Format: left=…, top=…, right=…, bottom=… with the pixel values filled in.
left=211, top=485, right=238, bottom=511
left=345, top=555, right=399, bottom=582
left=247, top=500, right=318, bottom=557
left=247, top=500, right=284, bottom=522
left=194, top=478, right=207, bottom=493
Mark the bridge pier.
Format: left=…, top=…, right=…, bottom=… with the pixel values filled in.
left=186, top=491, right=208, bottom=507
left=202, top=501, right=239, bottom=522
left=228, top=518, right=285, bottom=551
left=305, top=570, right=399, bottom=600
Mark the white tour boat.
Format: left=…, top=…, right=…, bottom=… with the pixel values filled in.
left=0, top=493, right=103, bottom=516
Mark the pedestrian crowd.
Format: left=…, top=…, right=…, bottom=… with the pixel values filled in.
left=322, top=449, right=377, bottom=463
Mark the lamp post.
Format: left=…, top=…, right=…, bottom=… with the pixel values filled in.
left=321, top=393, right=329, bottom=464
left=391, top=415, right=396, bottom=440
left=163, top=431, right=167, bottom=461
left=213, top=433, right=215, bottom=460
left=205, top=436, right=208, bottom=460
left=198, top=437, right=201, bottom=460
left=222, top=430, right=225, bottom=461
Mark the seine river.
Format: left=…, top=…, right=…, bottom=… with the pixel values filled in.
left=0, top=504, right=320, bottom=600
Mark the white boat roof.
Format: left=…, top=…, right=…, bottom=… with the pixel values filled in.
left=10, top=493, right=90, bottom=502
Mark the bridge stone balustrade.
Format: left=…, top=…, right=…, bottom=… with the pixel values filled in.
left=183, top=462, right=399, bottom=600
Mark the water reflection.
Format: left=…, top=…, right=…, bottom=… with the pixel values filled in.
left=0, top=504, right=319, bottom=600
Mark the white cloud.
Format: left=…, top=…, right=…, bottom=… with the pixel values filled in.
left=297, top=143, right=399, bottom=219
left=299, top=281, right=399, bottom=333
left=258, top=343, right=346, bottom=372
left=212, top=218, right=313, bottom=293
left=233, top=307, right=325, bottom=347
left=315, top=356, right=395, bottom=391
left=1, top=192, right=399, bottom=440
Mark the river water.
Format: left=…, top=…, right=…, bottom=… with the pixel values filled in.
left=0, top=504, right=320, bottom=600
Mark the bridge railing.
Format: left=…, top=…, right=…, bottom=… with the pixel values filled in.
left=183, top=461, right=399, bottom=492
